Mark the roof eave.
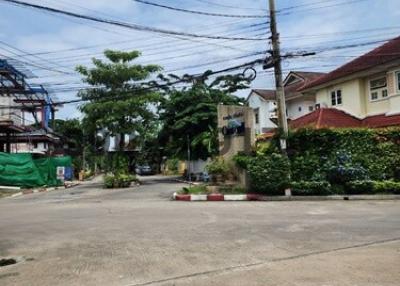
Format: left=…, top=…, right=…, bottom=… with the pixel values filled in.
left=301, top=59, right=400, bottom=92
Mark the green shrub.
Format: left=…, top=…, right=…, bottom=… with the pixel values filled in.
left=345, top=180, right=400, bottom=194
left=248, top=153, right=290, bottom=195
left=166, top=158, right=179, bottom=174
left=219, top=185, right=246, bottom=194
left=287, top=128, right=400, bottom=182
left=345, top=180, right=375, bottom=194
left=290, top=152, right=323, bottom=181
left=325, top=152, right=369, bottom=185
left=372, top=180, right=400, bottom=194
left=206, top=157, right=230, bottom=176
left=232, top=153, right=253, bottom=170
left=104, top=175, right=115, bottom=188
left=291, top=181, right=333, bottom=196
left=104, top=174, right=137, bottom=189
left=106, top=152, right=129, bottom=176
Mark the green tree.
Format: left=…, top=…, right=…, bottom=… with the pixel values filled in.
left=159, top=73, right=249, bottom=160
left=76, top=50, right=161, bottom=151
left=54, top=118, right=83, bottom=153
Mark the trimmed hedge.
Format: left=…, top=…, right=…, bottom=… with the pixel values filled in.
left=234, top=128, right=400, bottom=195
left=247, top=153, right=290, bottom=195
left=287, top=128, right=400, bottom=182
left=346, top=180, right=400, bottom=195
left=290, top=181, right=333, bottom=196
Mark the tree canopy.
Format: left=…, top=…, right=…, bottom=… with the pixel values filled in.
left=159, top=73, right=249, bottom=160
left=76, top=50, right=162, bottom=150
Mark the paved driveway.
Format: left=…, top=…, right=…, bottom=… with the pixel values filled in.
left=0, top=176, right=399, bottom=286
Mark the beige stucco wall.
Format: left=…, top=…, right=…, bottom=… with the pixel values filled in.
left=364, top=73, right=390, bottom=116
left=315, top=79, right=365, bottom=117
left=315, top=67, right=400, bottom=117
left=217, top=105, right=255, bottom=159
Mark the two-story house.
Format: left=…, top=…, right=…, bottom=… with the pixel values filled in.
left=292, top=36, right=400, bottom=128
left=247, top=71, right=326, bottom=133
left=283, top=71, right=326, bottom=119
left=246, top=89, right=277, bottom=134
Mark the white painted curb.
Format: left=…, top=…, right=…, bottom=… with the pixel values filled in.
left=190, top=195, right=208, bottom=201
left=224, top=195, right=248, bottom=201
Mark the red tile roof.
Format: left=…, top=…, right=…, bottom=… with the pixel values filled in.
left=252, top=89, right=276, bottom=101
left=290, top=108, right=400, bottom=129
left=301, top=36, right=400, bottom=90
left=290, top=108, right=361, bottom=129
left=362, top=113, right=400, bottom=128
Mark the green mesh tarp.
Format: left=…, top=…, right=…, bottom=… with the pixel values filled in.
left=34, top=158, right=59, bottom=187
left=0, top=153, right=72, bottom=188
left=0, top=153, right=46, bottom=188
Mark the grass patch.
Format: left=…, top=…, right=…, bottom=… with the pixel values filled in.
left=181, top=185, right=208, bottom=195
left=219, top=186, right=246, bottom=194
left=179, top=185, right=246, bottom=195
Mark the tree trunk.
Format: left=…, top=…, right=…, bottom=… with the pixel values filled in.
left=119, top=133, right=125, bottom=151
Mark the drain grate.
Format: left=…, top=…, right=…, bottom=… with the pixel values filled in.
left=0, top=258, right=17, bottom=267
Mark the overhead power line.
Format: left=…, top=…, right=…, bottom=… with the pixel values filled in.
left=191, top=0, right=268, bottom=11
left=1, top=0, right=267, bottom=41
left=131, top=0, right=267, bottom=18
left=279, top=0, right=368, bottom=14
left=16, top=18, right=265, bottom=58
left=0, top=57, right=265, bottom=109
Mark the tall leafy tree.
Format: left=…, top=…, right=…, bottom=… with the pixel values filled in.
left=159, top=73, right=250, bottom=160
left=76, top=50, right=161, bottom=151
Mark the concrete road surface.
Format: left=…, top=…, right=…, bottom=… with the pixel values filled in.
left=0, top=175, right=399, bottom=286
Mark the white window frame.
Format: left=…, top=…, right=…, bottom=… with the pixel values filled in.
left=369, top=76, right=388, bottom=102
left=330, top=89, right=342, bottom=106
left=396, top=71, right=400, bottom=93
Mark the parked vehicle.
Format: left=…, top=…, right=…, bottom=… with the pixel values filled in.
left=135, top=165, right=153, bottom=175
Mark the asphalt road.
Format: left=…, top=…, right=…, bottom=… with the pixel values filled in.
left=0, top=175, right=399, bottom=286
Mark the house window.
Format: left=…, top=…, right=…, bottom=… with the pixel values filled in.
left=298, top=106, right=302, bottom=112
left=255, top=112, right=259, bottom=124
left=331, top=89, right=342, bottom=106
left=397, top=71, right=400, bottom=91
left=308, top=106, right=314, bottom=112
left=369, top=76, right=387, bottom=101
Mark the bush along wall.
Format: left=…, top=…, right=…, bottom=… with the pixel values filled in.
left=234, top=128, right=400, bottom=196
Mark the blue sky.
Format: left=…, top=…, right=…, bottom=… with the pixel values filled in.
left=1, top=0, right=400, bottom=119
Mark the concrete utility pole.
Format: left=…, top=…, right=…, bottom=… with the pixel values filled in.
left=268, top=0, right=289, bottom=149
